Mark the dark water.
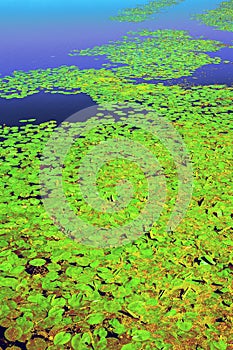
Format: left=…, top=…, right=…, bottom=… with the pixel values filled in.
left=0, top=93, right=97, bottom=127
left=0, top=0, right=232, bottom=126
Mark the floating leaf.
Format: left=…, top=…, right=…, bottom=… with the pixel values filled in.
left=176, top=319, right=193, bottom=332
left=29, top=258, right=46, bottom=266
left=109, top=318, right=126, bottom=335
left=71, top=334, right=82, bottom=348
left=87, top=313, right=105, bottom=325
left=4, top=326, right=23, bottom=341
left=53, top=331, right=71, bottom=345
left=121, top=343, right=140, bottom=350
left=132, top=329, right=152, bottom=341
left=126, top=301, right=146, bottom=317
left=26, top=337, right=47, bottom=350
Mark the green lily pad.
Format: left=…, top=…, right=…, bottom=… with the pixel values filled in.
left=29, top=258, right=46, bottom=266
left=53, top=331, right=71, bottom=345
left=87, top=313, right=105, bottom=325
left=176, top=319, right=193, bottom=332
left=132, top=329, right=152, bottom=341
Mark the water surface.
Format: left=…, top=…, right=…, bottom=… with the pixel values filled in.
left=0, top=0, right=232, bottom=126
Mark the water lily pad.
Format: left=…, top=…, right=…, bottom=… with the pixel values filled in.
left=87, top=313, right=105, bottom=325
left=53, top=331, right=71, bottom=345
left=176, top=319, right=193, bottom=332
left=132, top=329, right=152, bottom=341
left=4, top=326, right=23, bottom=341
left=29, top=258, right=46, bottom=266
left=26, top=337, right=47, bottom=350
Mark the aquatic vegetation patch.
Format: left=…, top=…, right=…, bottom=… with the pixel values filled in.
left=193, top=0, right=233, bottom=32
left=0, top=66, right=129, bottom=100
left=110, top=0, right=184, bottom=22
left=0, top=83, right=233, bottom=348
left=70, top=30, right=226, bottom=81
left=1, top=65, right=233, bottom=112
left=0, top=30, right=230, bottom=103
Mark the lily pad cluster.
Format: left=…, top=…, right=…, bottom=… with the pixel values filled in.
left=0, top=3, right=233, bottom=346
left=0, top=66, right=129, bottom=100
left=0, top=81, right=233, bottom=347
left=0, top=29, right=229, bottom=102
left=193, top=0, right=233, bottom=32
left=69, top=29, right=226, bottom=81
left=110, top=0, right=184, bottom=22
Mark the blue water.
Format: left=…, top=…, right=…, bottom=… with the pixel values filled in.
left=0, top=0, right=233, bottom=126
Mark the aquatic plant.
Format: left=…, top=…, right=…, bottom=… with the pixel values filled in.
left=110, top=0, right=184, bottom=22
left=0, top=66, right=129, bottom=100
left=0, top=8, right=232, bottom=346
left=193, top=0, right=233, bottom=32
left=0, top=81, right=233, bottom=347
left=1, top=30, right=230, bottom=103
left=70, top=29, right=226, bottom=81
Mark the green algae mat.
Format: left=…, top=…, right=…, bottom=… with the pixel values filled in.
left=193, top=0, right=233, bottom=33
left=110, top=0, right=184, bottom=22
left=1, top=8, right=233, bottom=350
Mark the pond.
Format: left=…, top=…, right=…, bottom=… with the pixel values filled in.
left=0, top=1, right=233, bottom=349
left=0, top=0, right=233, bottom=125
